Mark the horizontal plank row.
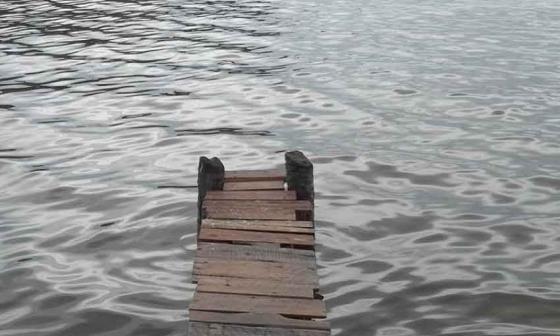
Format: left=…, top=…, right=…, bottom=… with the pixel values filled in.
left=197, top=242, right=316, bottom=264
left=194, top=259, right=318, bottom=285
left=190, top=292, right=326, bottom=318
left=195, top=276, right=315, bottom=299
left=225, top=169, right=285, bottom=182
left=224, top=180, right=285, bottom=191
left=203, top=219, right=313, bottom=229
left=204, top=206, right=297, bottom=221
left=189, top=311, right=330, bottom=331
left=199, top=228, right=314, bottom=247
left=203, top=199, right=312, bottom=210
left=206, top=190, right=297, bottom=200
left=201, top=219, right=314, bottom=234
left=189, top=322, right=330, bottom=336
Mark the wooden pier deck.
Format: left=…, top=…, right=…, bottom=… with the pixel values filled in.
left=188, top=151, right=330, bottom=335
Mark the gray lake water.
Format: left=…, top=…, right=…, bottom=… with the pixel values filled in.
left=1, top=0, right=560, bottom=335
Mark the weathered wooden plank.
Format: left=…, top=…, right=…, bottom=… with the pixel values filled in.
left=199, top=228, right=314, bottom=247
left=203, top=219, right=313, bottom=229
left=195, top=276, right=315, bottom=298
left=197, top=242, right=315, bottom=265
left=225, top=169, right=285, bottom=182
left=193, top=259, right=318, bottom=284
left=190, top=292, right=327, bottom=318
left=203, top=199, right=312, bottom=210
left=201, top=219, right=314, bottom=234
left=204, top=206, right=297, bottom=221
left=189, top=311, right=330, bottom=331
left=223, top=180, right=285, bottom=191
left=189, top=322, right=330, bottom=336
left=206, top=190, right=297, bottom=200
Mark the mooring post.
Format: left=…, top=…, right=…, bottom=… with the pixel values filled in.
left=197, top=156, right=225, bottom=234
left=285, top=151, right=314, bottom=220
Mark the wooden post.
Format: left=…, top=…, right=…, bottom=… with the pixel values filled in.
left=285, top=151, right=314, bottom=220
left=197, top=156, right=225, bottom=234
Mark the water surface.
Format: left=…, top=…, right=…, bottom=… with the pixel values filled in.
left=1, top=0, right=560, bottom=335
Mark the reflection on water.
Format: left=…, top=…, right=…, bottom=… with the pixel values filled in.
left=1, top=0, right=560, bottom=335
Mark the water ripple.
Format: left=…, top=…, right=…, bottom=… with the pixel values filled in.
left=2, top=0, right=560, bottom=335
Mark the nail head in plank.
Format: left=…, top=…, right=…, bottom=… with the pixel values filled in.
left=199, top=228, right=314, bottom=247
left=204, top=206, right=297, bottom=221
left=194, top=259, right=318, bottom=285
left=223, top=180, right=285, bottom=191
left=195, top=276, right=315, bottom=299
left=225, top=169, right=285, bottom=182
left=190, top=292, right=326, bottom=318
left=201, top=219, right=314, bottom=234
left=205, top=190, right=297, bottom=201
left=188, top=322, right=330, bottom=336
left=189, top=311, right=330, bottom=331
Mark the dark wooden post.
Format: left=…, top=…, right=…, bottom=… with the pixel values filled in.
left=285, top=151, right=314, bottom=220
left=197, top=156, right=224, bottom=234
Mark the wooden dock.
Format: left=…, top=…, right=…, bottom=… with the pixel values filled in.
left=188, top=151, right=330, bottom=335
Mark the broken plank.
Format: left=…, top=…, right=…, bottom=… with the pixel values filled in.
left=201, top=219, right=314, bottom=234
left=188, top=322, right=330, bottom=336
left=204, top=206, right=296, bottom=220
left=223, top=180, right=285, bottom=191
left=205, top=190, right=297, bottom=200
left=225, top=169, right=285, bottom=182
left=199, top=228, right=314, bottom=246
left=190, top=292, right=327, bottom=318
left=193, top=259, right=318, bottom=284
left=189, top=311, right=330, bottom=331
left=195, top=276, right=315, bottom=299
left=197, top=242, right=315, bottom=265
left=203, top=199, right=312, bottom=210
